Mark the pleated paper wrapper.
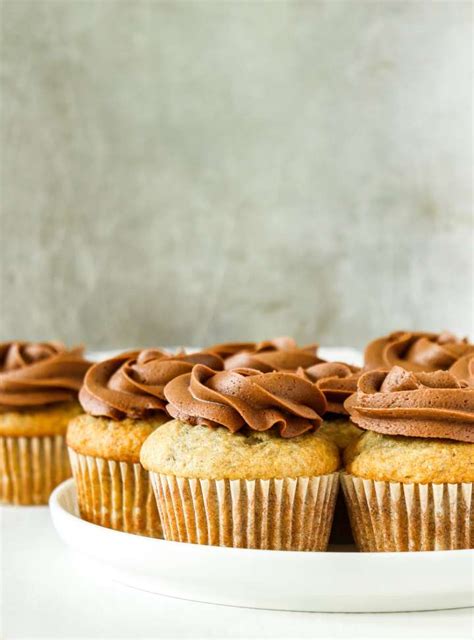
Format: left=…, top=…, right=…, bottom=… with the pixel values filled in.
left=150, top=472, right=339, bottom=550
left=341, top=473, right=473, bottom=551
left=68, top=449, right=162, bottom=538
left=0, top=435, right=71, bottom=505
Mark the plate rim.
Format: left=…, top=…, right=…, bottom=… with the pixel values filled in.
left=50, top=478, right=474, bottom=560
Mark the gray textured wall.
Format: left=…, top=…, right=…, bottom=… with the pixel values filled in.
left=1, top=1, right=472, bottom=350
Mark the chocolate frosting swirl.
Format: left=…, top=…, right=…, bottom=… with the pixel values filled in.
left=344, top=366, right=474, bottom=443
left=449, top=355, right=474, bottom=387
left=0, top=341, right=90, bottom=410
left=301, top=362, right=362, bottom=415
left=79, top=349, right=224, bottom=420
left=207, top=337, right=323, bottom=372
left=364, top=331, right=474, bottom=372
left=164, top=364, right=328, bottom=437
left=205, top=341, right=259, bottom=360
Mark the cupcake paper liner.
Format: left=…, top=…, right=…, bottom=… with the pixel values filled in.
left=341, top=473, right=473, bottom=552
left=0, top=435, right=71, bottom=505
left=68, top=449, right=162, bottom=538
left=150, top=472, right=339, bottom=550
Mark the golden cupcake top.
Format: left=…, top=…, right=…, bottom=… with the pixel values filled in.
left=345, top=366, right=474, bottom=443
left=140, top=419, right=340, bottom=479
left=0, top=401, right=83, bottom=438
left=364, top=330, right=474, bottom=372
left=79, top=349, right=224, bottom=420
left=0, top=341, right=91, bottom=411
left=164, top=364, right=327, bottom=437
left=67, top=412, right=168, bottom=463
left=299, top=361, right=361, bottom=415
left=206, top=336, right=324, bottom=372
left=317, top=418, right=363, bottom=450
left=344, top=431, right=474, bottom=484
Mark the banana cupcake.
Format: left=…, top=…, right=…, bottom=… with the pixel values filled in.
left=141, top=364, right=340, bottom=550
left=0, top=341, right=90, bottom=505
left=67, top=349, right=223, bottom=537
left=301, top=362, right=363, bottom=451
left=342, top=366, right=474, bottom=551
left=364, top=330, right=474, bottom=372
left=206, top=337, right=324, bottom=372
left=299, top=361, right=363, bottom=545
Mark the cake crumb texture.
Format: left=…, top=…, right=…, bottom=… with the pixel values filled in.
left=0, top=402, right=83, bottom=438
left=318, top=417, right=363, bottom=451
left=67, top=413, right=168, bottom=463
left=344, top=431, right=474, bottom=483
left=141, top=419, right=340, bottom=479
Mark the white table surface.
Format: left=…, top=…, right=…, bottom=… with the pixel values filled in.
left=2, top=505, right=473, bottom=639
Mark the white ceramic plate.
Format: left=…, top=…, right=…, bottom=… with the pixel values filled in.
left=50, top=479, right=474, bottom=613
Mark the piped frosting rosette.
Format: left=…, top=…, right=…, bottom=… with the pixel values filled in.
left=344, top=366, right=474, bottom=443
left=364, top=331, right=474, bottom=373
left=0, top=341, right=90, bottom=410
left=79, top=349, right=224, bottom=420
left=449, top=354, right=474, bottom=388
left=206, top=337, right=324, bottom=372
left=164, top=364, right=328, bottom=437
left=300, top=361, right=361, bottom=416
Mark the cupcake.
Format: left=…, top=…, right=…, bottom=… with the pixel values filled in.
left=206, top=337, right=324, bottom=371
left=67, top=349, right=223, bottom=537
left=141, top=364, right=340, bottom=550
left=299, top=361, right=364, bottom=546
left=0, top=341, right=90, bottom=505
left=364, top=330, right=474, bottom=372
left=342, top=366, right=474, bottom=551
left=301, top=361, right=363, bottom=450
